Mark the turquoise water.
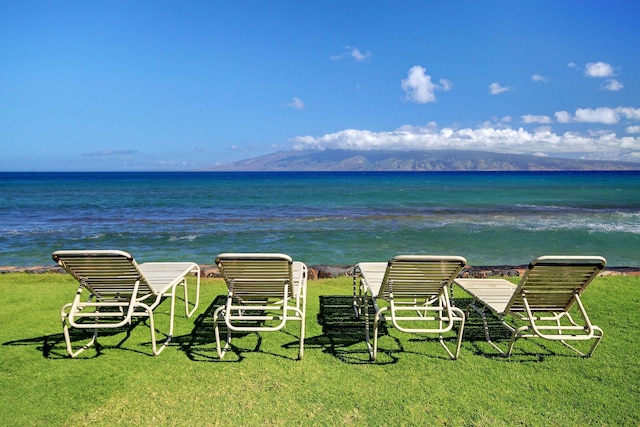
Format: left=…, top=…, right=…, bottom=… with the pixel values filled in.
left=1, top=171, right=639, bottom=267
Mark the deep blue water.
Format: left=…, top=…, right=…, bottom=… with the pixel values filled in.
left=1, top=171, right=639, bottom=267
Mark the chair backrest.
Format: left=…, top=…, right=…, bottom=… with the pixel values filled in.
left=52, top=250, right=152, bottom=299
left=379, top=255, right=467, bottom=299
left=505, top=255, right=606, bottom=313
left=215, top=253, right=293, bottom=299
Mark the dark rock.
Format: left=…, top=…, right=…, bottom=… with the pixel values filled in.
left=200, top=265, right=220, bottom=278
left=310, top=265, right=352, bottom=279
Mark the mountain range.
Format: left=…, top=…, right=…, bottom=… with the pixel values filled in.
left=207, top=149, right=640, bottom=171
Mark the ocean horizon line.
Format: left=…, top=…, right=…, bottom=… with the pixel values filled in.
left=2, top=169, right=640, bottom=174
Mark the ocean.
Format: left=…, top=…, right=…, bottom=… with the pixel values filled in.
left=1, top=171, right=639, bottom=267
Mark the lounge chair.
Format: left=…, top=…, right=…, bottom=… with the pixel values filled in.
left=53, top=250, right=200, bottom=357
left=353, top=255, right=467, bottom=360
left=454, top=255, right=606, bottom=357
left=213, top=253, right=307, bottom=360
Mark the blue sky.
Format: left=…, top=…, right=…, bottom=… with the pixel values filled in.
left=2, top=1, right=640, bottom=171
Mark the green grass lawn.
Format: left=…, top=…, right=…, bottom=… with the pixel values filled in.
left=1, top=272, right=638, bottom=426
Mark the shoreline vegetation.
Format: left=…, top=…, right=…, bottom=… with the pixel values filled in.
left=3, top=264, right=639, bottom=277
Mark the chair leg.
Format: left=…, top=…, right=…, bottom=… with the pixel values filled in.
left=452, top=308, right=465, bottom=359
left=559, top=326, right=604, bottom=357
left=213, top=306, right=230, bottom=359
left=436, top=308, right=465, bottom=360
left=182, top=269, right=201, bottom=318
left=62, top=322, right=98, bottom=358
left=466, top=300, right=509, bottom=356
left=149, top=295, right=176, bottom=356
left=371, top=308, right=386, bottom=361
left=584, top=326, right=604, bottom=357
left=298, top=314, right=305, bottom=360
left=61, top=305, right=98, bottom=358
left=372, top=316, right=379, bottom=361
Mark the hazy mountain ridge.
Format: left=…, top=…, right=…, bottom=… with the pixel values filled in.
left=208, top=149, right=640, bottom=171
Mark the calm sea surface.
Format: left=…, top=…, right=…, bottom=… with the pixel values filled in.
left=1, top=171, right=639, bottom=267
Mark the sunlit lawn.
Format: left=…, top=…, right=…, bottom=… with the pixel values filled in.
left=1, top=272, right=638, bottom=426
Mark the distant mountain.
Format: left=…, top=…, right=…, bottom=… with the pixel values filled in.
left=208, top=149, right=640, bottom=171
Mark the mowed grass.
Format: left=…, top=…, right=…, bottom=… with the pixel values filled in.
left=1, top=272, right=638, bottom=426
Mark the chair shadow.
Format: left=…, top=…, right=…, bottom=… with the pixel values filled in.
left=3, top=293, right=199, bottom=359
left=308, top=296, right=561, bottom=363
left=2, top=317, right=154, bottom=359
left=180, top=295, right=303, bottom=362
left=453, top=297, right=574, bottom=362
left=305, top=295, right=397, bottom=364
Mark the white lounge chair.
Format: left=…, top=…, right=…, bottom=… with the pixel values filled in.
left=455, top=255, right=606, bottom=357
left=53, top=250, right=200, bottom=357
left=213, top=253, right=307, bottom=360
left=353, top=255, right=467, bottom=360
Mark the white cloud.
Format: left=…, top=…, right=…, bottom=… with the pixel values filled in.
left=619, top=107, right=640, bottom=120
left=290, top=124, right=640, bottom=158
left=350, top=47, right=371, bottom=62
left=439, top=78, right=453, bottom=91
left=553, top=107, right=640, bottom=125
left=574, top=107, right=620, bottom=124
left=555, top=111, right=572, bottom=123
left=531, top=74, right=548, bottom=83
left=287, top=97, right=305, bottom=110
left=482, top=116, right=513, bottom=129
left=489, top=82, right=510, bottom=95
left=601, top=79, right=624, bottom=91
left=627, top=125, right=640, bottom=134
left=521, top=114, right=552, bottom=124
left=401, top=66, right=437, bottom=103
left=585, top=61, right=615, bottom=77
left=331, top=46, right=371, bottom=62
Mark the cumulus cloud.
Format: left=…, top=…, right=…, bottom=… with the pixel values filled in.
left=531, top=74, right=549, bottom=83
left=627, top=125, right=640, bottom=134
left=287, top=97, right=305, bottom=110
left=585, top=61, right=615, bottom=77
left=489, top=82, right=510, bottom=95
left=290, top=124, right=640, bottom=158
left=555, top=111, right=573, bottom=123
left=601, top=79, right=624, bottom=91
left=574, top=107, right=621, bottom=124
left=401, top=66, right=434, bottom=103
left=619, top=107, right=640, bottom=120
left=553, top=107, right=640, bottom=124
left=521, top=114, right=552, bottom=124
left=401, top=66, right=451, bottom=104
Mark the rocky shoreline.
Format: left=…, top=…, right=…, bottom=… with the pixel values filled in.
left=2, top=264, right=639, bottom=278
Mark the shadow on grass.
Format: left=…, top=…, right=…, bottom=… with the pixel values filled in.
left=2, top=316, right=162, bottom=359
left=454, top=297, right=583, bottom=362
left=4, top=295, right=584, bottom=362
left=306, top=295, right=397, bottom=364
left=309, top=296, right=569, bottom=363
left=180, top=294, right=304, bottom=362
left=3, top=294, right=202, bottom=359
left=307, top=295, right=373, bottom=363
left=311, top=295, right=500, bottom=363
